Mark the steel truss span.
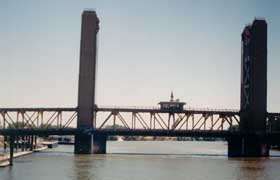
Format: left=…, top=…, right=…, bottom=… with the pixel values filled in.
left=96, top=109, right=240, bottom=131
left=0, top=108, right=77, bottom=130
left=0, top=106, right=279, bottom=134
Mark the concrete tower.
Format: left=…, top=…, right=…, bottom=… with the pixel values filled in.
left=228, top=19, right=269, bottom=157
left=75, top=11, right=99, bottom=154
left=240, top=19, right=267, bottom=132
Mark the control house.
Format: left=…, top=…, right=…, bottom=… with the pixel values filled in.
left=158, top=92, right=186, bottom=111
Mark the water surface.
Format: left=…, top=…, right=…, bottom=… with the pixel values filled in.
left=1, top=141, right=280, bottom=180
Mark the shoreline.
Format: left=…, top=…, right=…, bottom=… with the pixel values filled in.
left=0, top=146, right=48, bottom=167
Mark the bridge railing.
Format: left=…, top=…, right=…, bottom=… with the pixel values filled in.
left=185, top=107, right=239, bottom=113
left=97, top=105, right=239, bottom=113
left=97, top=105, right=160, bottom=110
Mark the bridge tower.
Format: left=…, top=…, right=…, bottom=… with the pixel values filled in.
left=75, top=11, right=106, bottom=154
left=228, top=19, right=269, bottom=157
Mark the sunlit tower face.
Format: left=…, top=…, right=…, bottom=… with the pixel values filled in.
left=75, top=11, right=99, bottom=154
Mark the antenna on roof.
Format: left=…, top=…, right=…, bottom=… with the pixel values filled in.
left=170, top=91, right=174, bottom=102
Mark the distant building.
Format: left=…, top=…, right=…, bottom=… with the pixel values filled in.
left=158, top=92, right=186, bottom=111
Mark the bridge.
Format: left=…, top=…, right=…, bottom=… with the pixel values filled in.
left=1, top=11, right=280, bottom=164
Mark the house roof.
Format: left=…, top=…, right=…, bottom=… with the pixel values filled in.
left=158, top=101, right=186, bottom=105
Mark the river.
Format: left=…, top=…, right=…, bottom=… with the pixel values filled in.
left=1, top=141, right=280, bottom=180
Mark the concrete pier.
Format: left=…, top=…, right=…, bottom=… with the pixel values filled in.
left=75, top=133, right=93, bottom=154
left=93, top=134, right=107, bottom=154
left=228, top=135, right=269, bottom=157
left=74, top=11, right=99, bottom=154
left=30, top=136, right=34, bottom=151
left=9, top=136, right=14, bottom=166
left=228, top=19, right=269, bottom=157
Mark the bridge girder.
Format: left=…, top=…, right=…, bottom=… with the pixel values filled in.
left=0, top=107, right=279, bottom=134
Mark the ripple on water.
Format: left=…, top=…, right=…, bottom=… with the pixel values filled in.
left=0, top=141, right=280, bottom=180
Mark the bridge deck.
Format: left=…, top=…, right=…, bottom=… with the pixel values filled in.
left=0, top=128, right=279, bottom=139
left=0, top=106, right=277, bottom=115
left=0, top=106, right=279, bottom=133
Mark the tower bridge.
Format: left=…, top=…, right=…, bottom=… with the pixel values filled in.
left=1, top=10, right=280, bottom=164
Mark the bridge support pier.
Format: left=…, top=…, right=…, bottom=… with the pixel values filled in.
left=228, top=135, right=269, bottom=157
left=21, top=136, right=24, bottom=151
left=74, top=133, right=107, bottom=154
left=34, top=136, right=37, bottom=149
left=15, top=136, right=18, bottom=152
left=9, top=136, right=15, bottom=166
left=93, top=133, right=107, bottom=154
left=30, top=135, right=34, bottom=151
left=74, top=134, right=93, bottom=154
left=4, top=136, right=7, bottom=152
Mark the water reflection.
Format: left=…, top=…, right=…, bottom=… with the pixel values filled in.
left=231, top=158, right=269, bottom=180
left=72, top=155, right=95, bottom=180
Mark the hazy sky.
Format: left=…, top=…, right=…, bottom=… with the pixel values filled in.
left=0, top=0, right=279, bottom=111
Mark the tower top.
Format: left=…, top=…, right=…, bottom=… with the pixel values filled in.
left=83, top=10, right=97, bottom=15
left=82, top=10, right=99, bottom=33
left=170, top=91, right=174, bottom=102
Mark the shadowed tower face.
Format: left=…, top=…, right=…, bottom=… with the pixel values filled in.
left=228, top=19, right=268, bottom=157
left=240, top=19, right=267, bottom=132
left=75, top=11, right=99, bottom=154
